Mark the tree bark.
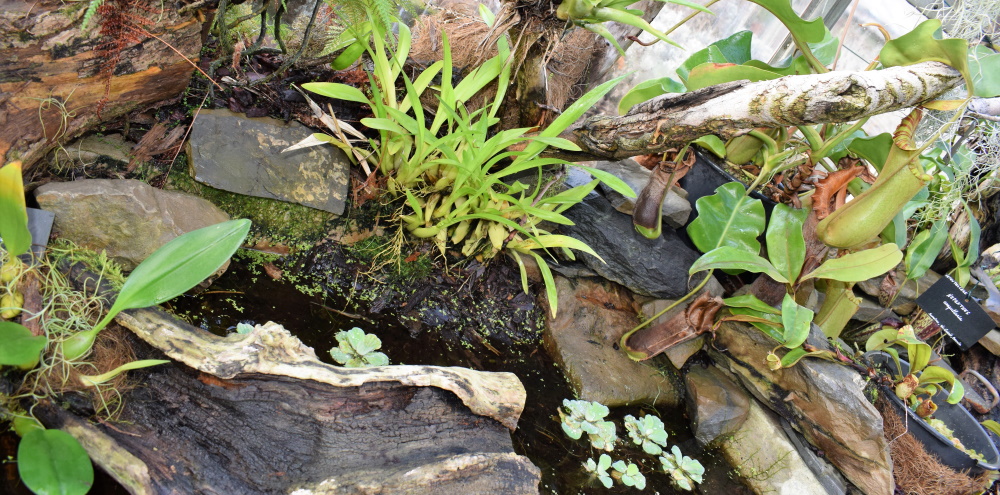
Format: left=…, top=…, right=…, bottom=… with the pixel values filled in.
left=561, top=61, right=964, bottom=161
left=33, top=264, right=538, bottom=494
left=0, top=0, right=202, bottom=172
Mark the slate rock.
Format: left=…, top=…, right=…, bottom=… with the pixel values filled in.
left=559, top=192, right=701, bottom=298
left=187, top=109, right=349, bottom=215
left=35, top=179, right=231, bottom=270
left=580, top=159, right=691, bottom=228
left=685, top=365, right=751, bottom=445
left=708, top=320, right=894, bottom=495
left=52, top=133, right=132, bottom=169
left=542, top=274, right=682, bottom=407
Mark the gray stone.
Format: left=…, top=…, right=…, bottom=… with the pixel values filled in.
left=187, top=109, right=349, bottom=215
left=857, top=269, right=941, bottom=315
left=558, top=192, right=702, bottom=298
left=580, top=159, right=691, bottom=228
left=52, top=133, right=132, bottom=168
left=542, top=274, right=682, bottom=407
left=685, top=365, right=751, bottom=445
left=35, top=179, right=231, bottom=270
left=708, top=320, right=894, bottom=495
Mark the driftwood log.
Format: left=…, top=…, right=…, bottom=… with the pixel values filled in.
left=34, top=265, right=538, bottom=494
left=0, top=0, right=201, bottom=172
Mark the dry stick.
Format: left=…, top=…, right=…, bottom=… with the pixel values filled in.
left=831, top=0, right=860, bottom=71
left=162, top=92, right=210, bottom=183
left=142, top=29, right=223, bottom=90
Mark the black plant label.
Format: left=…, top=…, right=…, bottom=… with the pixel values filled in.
left=916, top=275, right=996, bottom=350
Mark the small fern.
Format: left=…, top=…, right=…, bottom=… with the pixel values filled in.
left=81, top=0, right=105, bottom=31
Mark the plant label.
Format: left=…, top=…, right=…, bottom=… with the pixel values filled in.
left=916, top=275, right=996, bottom=350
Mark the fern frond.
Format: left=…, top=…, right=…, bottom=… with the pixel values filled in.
left=81, top=0, right=105, bottom=31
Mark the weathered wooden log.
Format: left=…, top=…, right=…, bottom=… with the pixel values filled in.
left=0, top=0, right=202, bottom=172
left=561, top=61, right=964, bottom=161
left=36, top=264, right=538, bottom=494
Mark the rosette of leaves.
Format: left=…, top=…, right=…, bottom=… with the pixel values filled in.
left=560, top=399, right=617, bottom=451
left=660, top=445, right=705, bottom=491
left=583, top=454, right=614, bottom=488
left=612, top=459, right=646, bottom=489
left=329, top=327, right=389, bottom=367
left=624, top=414, right=669, bottom=455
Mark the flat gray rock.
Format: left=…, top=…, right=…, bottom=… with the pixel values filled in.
left=187, top=109, right=349, bottom=215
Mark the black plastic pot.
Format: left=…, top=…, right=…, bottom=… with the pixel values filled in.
left=678, top=148, right=776, bottom=228
left=867, top=352, right=1000, bottom=475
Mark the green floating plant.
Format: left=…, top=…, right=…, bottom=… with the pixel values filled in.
left=612, top=459, right=647, bottom=489
left=624, top=414, right=669, bottom=455
left=660, top=445, right=705, bottom=491
left=583, top=454, right=614, bottom=488
left=560, top=399, right=618, bottom=451
left=329, top=327, right=389, bottom=367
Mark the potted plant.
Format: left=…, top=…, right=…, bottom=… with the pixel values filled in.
left=865, top=325, right=1000, bottom=475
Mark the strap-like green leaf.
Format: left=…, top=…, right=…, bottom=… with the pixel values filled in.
left=302, top=82, right=372, bottom=106
left=802, top=244, right=902, bottom=283
left=0, top=161, right=30, bottom=257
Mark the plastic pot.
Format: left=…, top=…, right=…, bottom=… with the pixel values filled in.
left=679, top=148, right=776, bottom=228
left=866, top=351, right=1000, bottom=475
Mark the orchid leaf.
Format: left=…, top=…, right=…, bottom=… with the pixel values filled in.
left=905, top=221, right=949, bottom=281
left=0, top=161, right=30, bottom=257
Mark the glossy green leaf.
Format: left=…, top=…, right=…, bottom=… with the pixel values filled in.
left=766, top=203, right=808, bottom=284
left=865, top=328, right=901, bottom=353
left=808, top=26, right=840, bottom=66
left=678, top=45, right=728, bottom=85
left=969, top=45, right=1000, bottom=97
left=686, top=63, right=782, bottom=91
left=331, top=41, right=366, bottom=70
left=747, top=0, right=826, bottom=44
left=848, top=133, right=892, bottom=171
left=905, top=221, right=948, bottom=281
left=98, top=219, right=251, bottom=331
left=693, top=135, right=727, bottom=158
left=687, top=182, right=766, bottom=254
left=880, top=19, right=971, bottom=94
left=779, top=346, right=833, bottom=368
left=919, top=365, right=964, bottom=404
left=618, top=77, right=685, bottom=114
left=0, top=161, right=30, bottom=257
left=801, top=244, right=903, bottom=283
left=676, top=30, right=753, bottom=86
left=18, top=429, right=93, bottom=495
left=743, top=57, right=813, bottom=76
left=0, top=321, right=46, bottom=368
left=690, top=246, right=787, bottom=283
left=723, top=294, right=780, bottom=314
left=780, top=294, right=813, bottom=349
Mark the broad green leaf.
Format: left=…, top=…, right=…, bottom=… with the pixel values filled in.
left=766, top=203, right=808, bottom=283
left=0, top=321, right=46, bottom=368
left=723, top=294, right=780, bottom=314
left=919, top=365, right=964, bottom=404
left=0, top=161, right=30, bottom=257
left=678, top=45, right=728, bottom=85
left=801, top=244, right=903, bottom=283
left=618, top=77, right=685, bottom=114
left=905, top=221, right=948, bottom=280
left=707, top=30, right=753, bottom=65
left=687, top=182, right=766, bottom=254
left=848, top=133, right=893, bottom=172
left=686, top=63, right=782, bottom=91
left=880, top=19, right=971, bottom=94
left=302, top=82, right=372, bottom=106
left=780, top=293, right=813, bottom=349
left=100, top=219, right=251, bottom=329
left=18, top=429, right=94, bottom=495
left=690, top=246, right=787, bottom=283
left=969, top=45, right=1000, bottom=98
left=693, top=135, right=727, bottom=158
left=747, top=0, right=826, bottom=44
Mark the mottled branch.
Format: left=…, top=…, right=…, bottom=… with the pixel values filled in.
left=563, top=61, right=963, bottom=161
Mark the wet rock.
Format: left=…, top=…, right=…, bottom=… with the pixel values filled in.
left=559, top=192, right=702, bottom=298
left=580, top=159, right=691, bottom=228
left=708, top=320, right=894, bottom=495
left=684, top=365, right=750, bottom=445
left=35, top=179, right=231, bottom=270
left=542, top=274, right=682, bottom=407
left=857, top=269, right=941, bottom=315
left=186, top=109, right=349, bottom=215
left=51, top=133, right=132, bottom=168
